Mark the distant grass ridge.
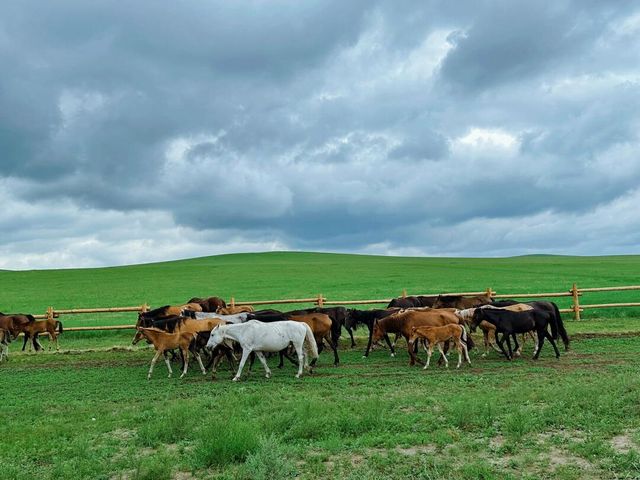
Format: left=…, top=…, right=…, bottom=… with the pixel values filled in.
left=1, top=252, right=639, bottom=323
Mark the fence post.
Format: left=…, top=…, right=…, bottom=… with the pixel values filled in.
left=401, top=289, right=407, bottom=298
left=230, top=297, right=235, bottom=308
left=46, top=306, right=54, bottom=322
left=571, top=283, right=581, bottom=320
left=485, top=287, right=494, bottom=298
left=141, top=303, right=149, bottom=313
left=317, top=293, right=324, bottom=307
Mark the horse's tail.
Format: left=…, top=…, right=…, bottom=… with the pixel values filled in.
left=26, top=314, right=36, bottom=323
left=552, top=303, right=570, bottom=351
left=57, top=320, right=63, bottom=334
left=548, top=305, right=559, bottom=341
left=302, top=323, right=319, bottom=367
left=460, top=325, right=474, bottom=351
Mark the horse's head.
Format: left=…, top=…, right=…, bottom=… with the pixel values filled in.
left=407, top=326, right=421, bottom=346
left=469, top=309, right=484, bottom=333
left=206, top=325, right=225, bottom=351
left=432, top=295, right=444, bottom=309
left=131, top=327, right=145, bottom=345
left=371, top=319, right=385, bottom=343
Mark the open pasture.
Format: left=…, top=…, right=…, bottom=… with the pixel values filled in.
left=2, top=252, right=640, bottom=479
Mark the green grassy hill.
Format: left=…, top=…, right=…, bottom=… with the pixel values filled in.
left=1, top=251, right=640, bottom=335
left=2, top=251, right=639, bottom=312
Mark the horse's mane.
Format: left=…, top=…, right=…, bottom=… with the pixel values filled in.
left=144, top=305, right=171, bottom=317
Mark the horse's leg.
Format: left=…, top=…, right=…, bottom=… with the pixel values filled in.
left=347, top=326, right=356, bottom=348
left=505, top=335, right=514, bottom=360
left=35, top=334, right=45, bottom=352
left=495, top=332, right=510, bottom=360
left=456, top=340, right=463, bottom=369
left=363, top=323, right=374, bottom=358
left=482, top=330, right=490, bottom=357
left=149, top=350, right=163, bottom=380
left=385, top=333, right=396, bottom=357
left=463, top=338, right=471, bottom=365
left=179, top=347, right=190, bottom=379
left=327, top=335, right=340, bottom=366
left=254, top=351, right=272, bottom=379
left=437, top=343, right=449, bottom=368
left=294, top=341, right=306, bottom=378
left=423, top=342, right=433, bottom=370
left=194, top=351, right=206, bottom=375
left=22, top=334, right=29, bottom=352
left=277, top=350, right=285, bottom=368
left=512, top=334, right=520, bottom=358
left=545, top=329, right=561, bottom=359
left=533, top=328, right=546, bottom=360
left=233, top=349, right=251, bottom=382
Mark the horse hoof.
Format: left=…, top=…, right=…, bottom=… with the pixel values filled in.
left=295, top=374, right=301, bottom=379
left=232, top=377, right=240, bottom=382
left=265, top=373, right=271, bottom=379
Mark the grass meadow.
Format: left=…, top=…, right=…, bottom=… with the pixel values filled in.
left=2, top=252, right=640, bottom=479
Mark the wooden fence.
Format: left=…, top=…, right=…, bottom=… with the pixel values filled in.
left=27, top=284, right=640, bottom=333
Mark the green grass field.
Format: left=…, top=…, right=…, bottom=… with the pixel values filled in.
left=2, top=252, right=640, bottom=479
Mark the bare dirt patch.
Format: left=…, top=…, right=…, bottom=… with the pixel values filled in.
left=395, top=445, right=436, bottom=455
left=547, top=447, right=592, bottom=470
left=610, top=432, right=637, bottom=454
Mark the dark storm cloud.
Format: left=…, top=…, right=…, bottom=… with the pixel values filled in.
left=1, top=0, right=640, bottom=268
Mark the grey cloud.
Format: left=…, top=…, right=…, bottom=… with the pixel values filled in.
left=1, top=1, right=640, bottom=268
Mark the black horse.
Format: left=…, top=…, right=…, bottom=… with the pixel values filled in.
left=346, top=308, right=399, bottom=357
left=492, top=300, right=570, bottom=352
left=387, top=296, right=437, bottom=309
left=470, top=305, right=568, bottom=360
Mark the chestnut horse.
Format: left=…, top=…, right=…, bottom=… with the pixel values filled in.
left=371, top=309, right=468, bottom=365
left=21, top=318, right=63, bottom=352
left=134, top=327, right=202, bottom=379
left=0, top=312, right=35, bottom=339
left=409, top=325, right=471, bottom=369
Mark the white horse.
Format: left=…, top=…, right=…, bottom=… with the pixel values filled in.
left=206, top=320, right=319, bottom=381
left=186, top=311, right=250, bottom=324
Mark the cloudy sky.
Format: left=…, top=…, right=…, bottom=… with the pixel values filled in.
left=1, top=1, right=640, bottom=269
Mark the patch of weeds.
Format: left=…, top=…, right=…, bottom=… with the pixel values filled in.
left=137, top=403, right=198, bottom=447
left=192, top=417, right=259, bottom=468
left=132, top=452, right=172, bottom=480
left=239, top=434, right=297, bottom=480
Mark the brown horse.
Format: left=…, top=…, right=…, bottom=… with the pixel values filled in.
left=409, top=325, right=471, bottom=369
left=289, top=313, right=339, bottom=366
left=134, top=327, right=202, bottom=379
left=0, top=329, right=10, bottom=362
left=217, top=305, right=255, bottom=315
left=432, top=294, right=493, bottom=309
left=21, top=318, right=63, bottom=352
left=0, top=312, right=35, bottom=339
left=187, top=296, right=227, bottom=312
left=372, top=309, right=464, bottom=365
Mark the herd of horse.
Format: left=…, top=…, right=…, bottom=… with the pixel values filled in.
left=0, top=293, right=571, bottom=381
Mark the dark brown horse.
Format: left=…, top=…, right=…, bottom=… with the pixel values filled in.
left=187, top=296, right=227, bottom=312
left=432, top=293, right=493, bottom=309
left=0, top=312, right=36, bottom=339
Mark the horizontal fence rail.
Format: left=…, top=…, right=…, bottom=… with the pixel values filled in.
left=18, top=284, right=640, bottom=335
